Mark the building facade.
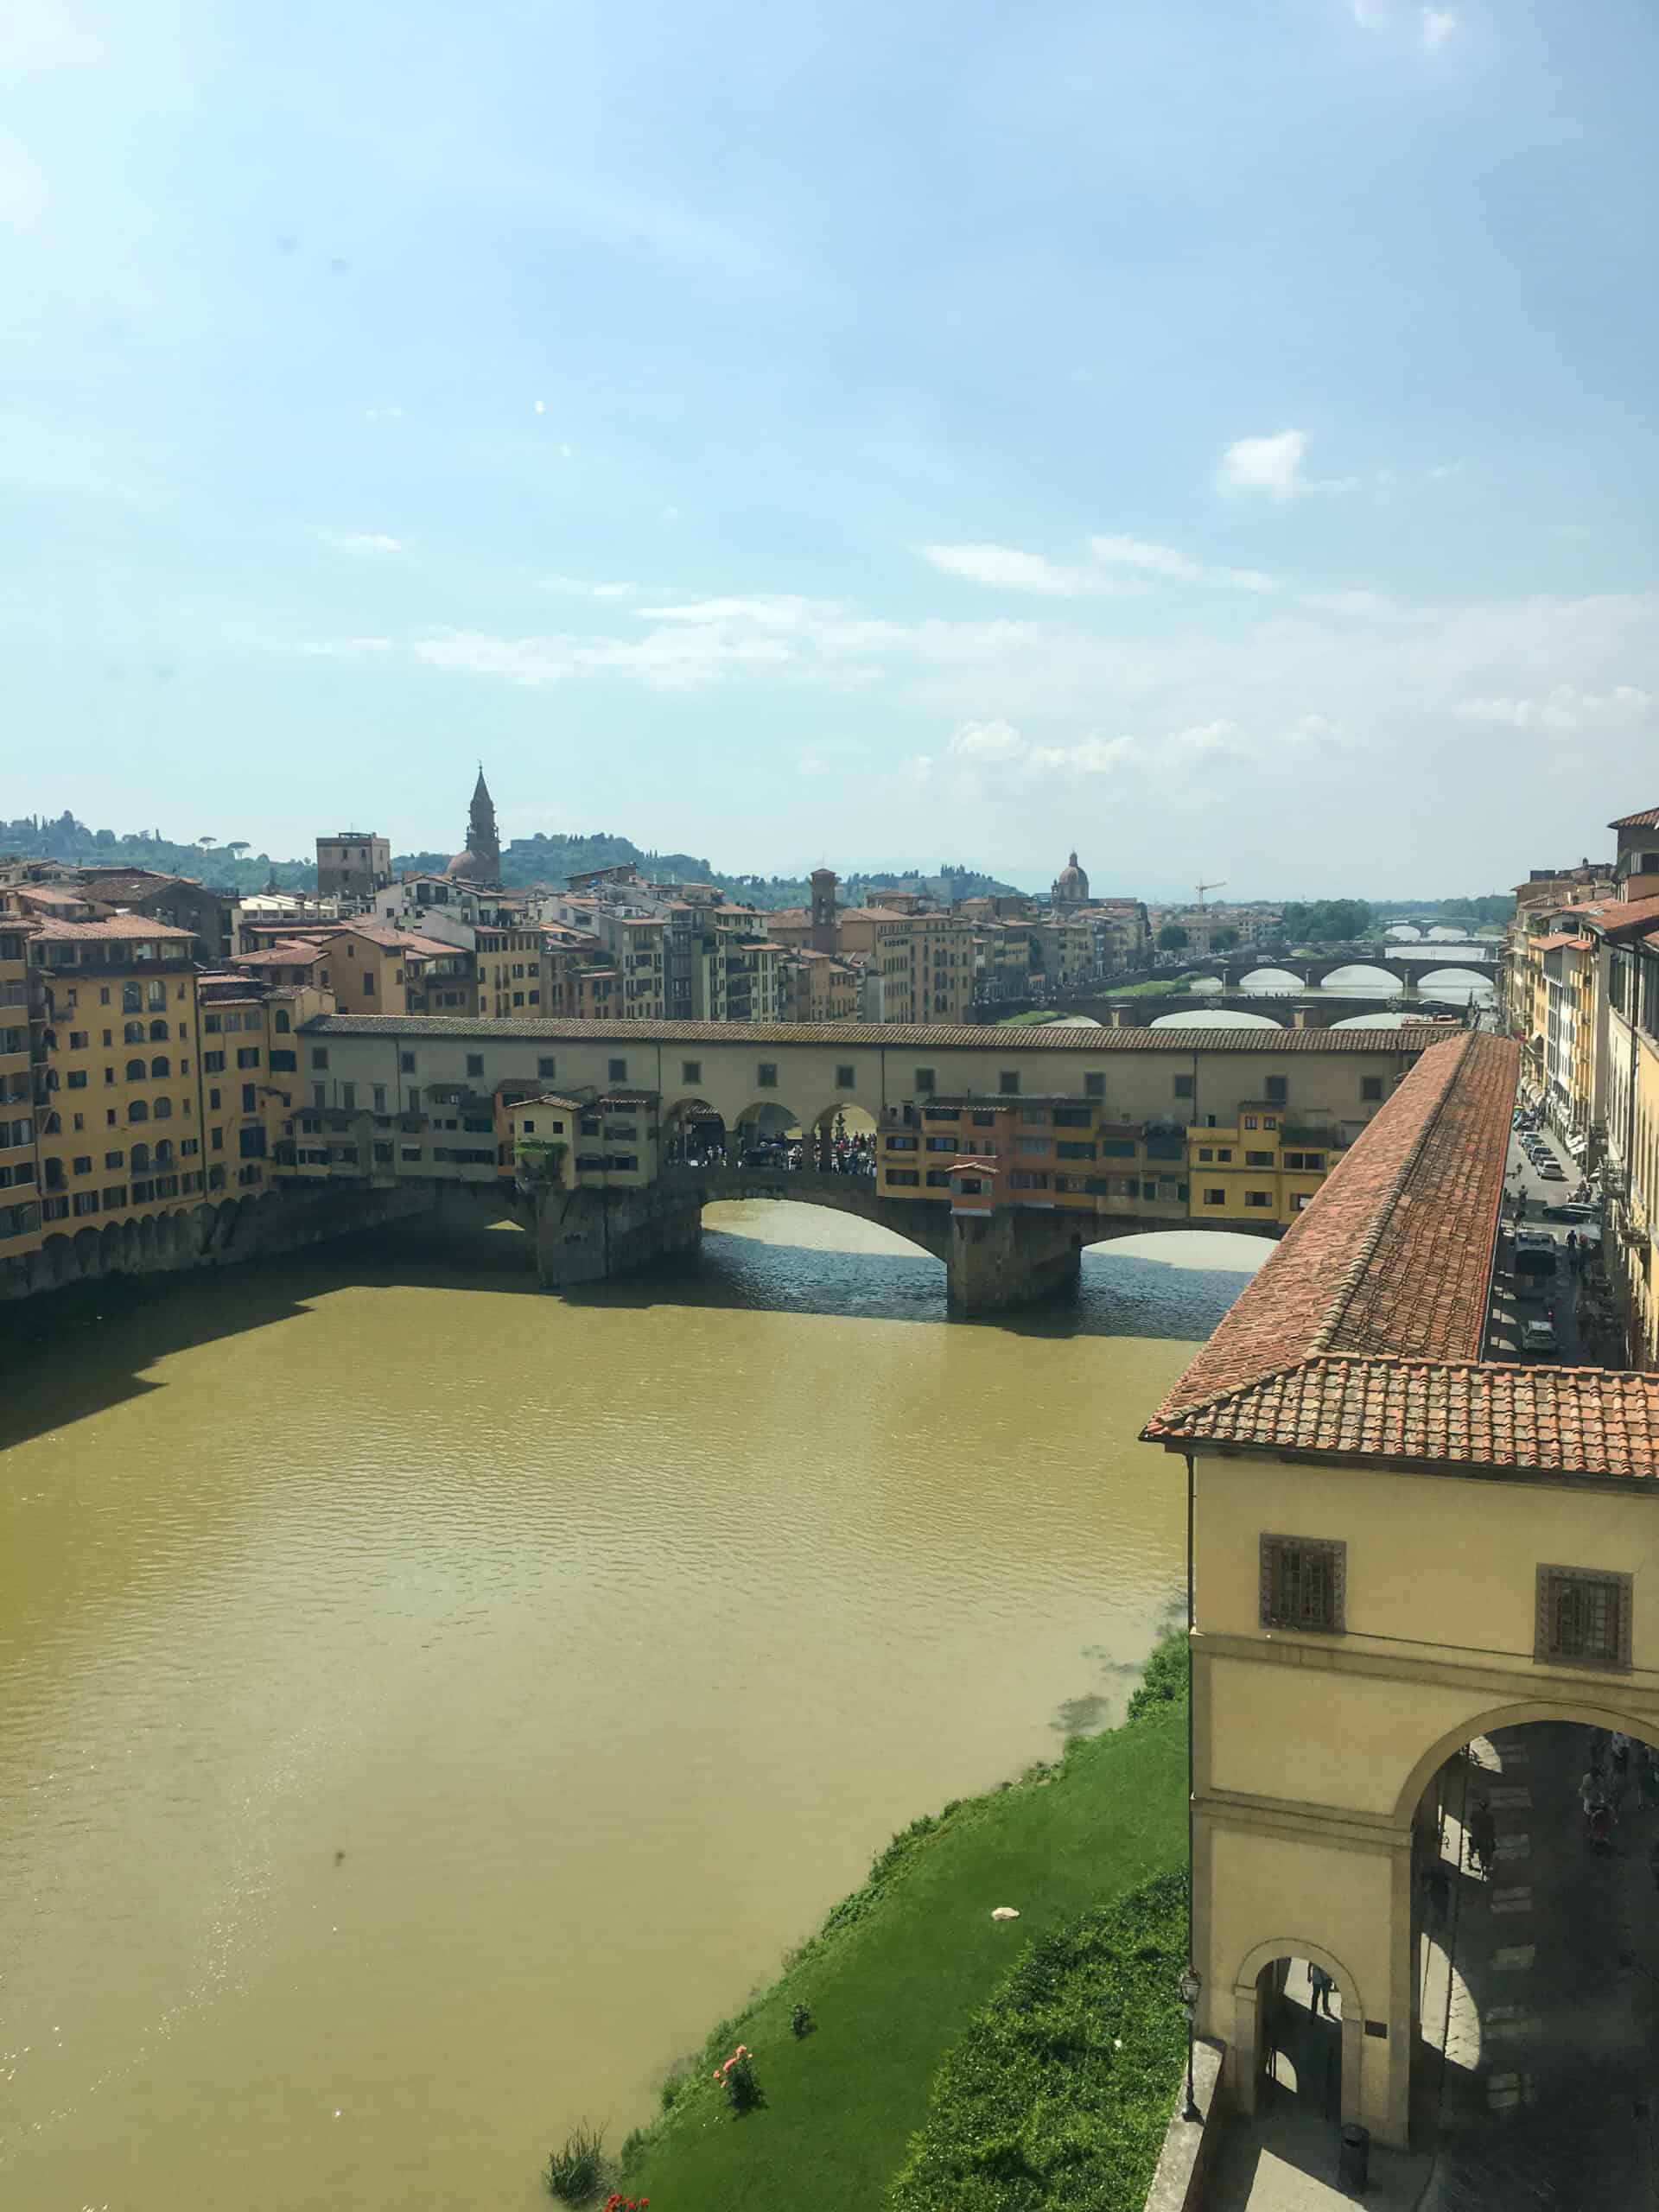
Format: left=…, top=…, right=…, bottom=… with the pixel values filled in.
left=315, top=831, right=391, bottom=904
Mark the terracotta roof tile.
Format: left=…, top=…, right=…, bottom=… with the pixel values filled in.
left=1144, top=1030, right=1659, bottom=1479
left=303, top=1014, right=1445, bottom=1053
left=29, top=914, right=196, bottom=942
left=1608, top=804, right=1659, bottom=830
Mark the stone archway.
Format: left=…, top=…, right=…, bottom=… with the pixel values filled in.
left=1230, top=1935, right=1365, bottom=2129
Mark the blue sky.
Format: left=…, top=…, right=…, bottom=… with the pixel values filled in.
left=4, top=0, right=1656, bottom=895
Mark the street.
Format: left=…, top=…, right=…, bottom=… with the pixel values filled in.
left=1417, top=1721, right=1659, bottom=2211
left=1486, top=1124, right=1611, bottom=1368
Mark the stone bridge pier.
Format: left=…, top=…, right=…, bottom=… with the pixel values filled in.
left=528, top=1166, right=1088, bottom=1319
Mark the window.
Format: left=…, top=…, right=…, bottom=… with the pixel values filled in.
left=128, top=1098, right=149, bottom=1122
left=1009, top=1169, right=1049, bottom=1190
left=1246, top=1150, right=1274, bottom=1167
left=1263, top=1116, right=1278, bottom=1131
left=1290, top=1192, right=1313, bottom=1211
left=914, top=1066, right=936, bottom=1094
left=1216, top=1148, right=1232, bottom=1163
left=1198, top=1147, right=1213, bottom=1162
left=69, top=1029, right=87, bottom=1050
left=105, top=1149, right=124, bottom=1169
left=311, top=1046, right=329, bottom=1070
left=203, top=1051, right=225, bottom=1073
left=1243, top=1189, right=1272, bottom=1208
left=1264, top=1077, right=1287, bottom=1104
left=401, top=1051, right=416, bottom=1073
left=153, top=1096, right=172, bottom=1120
left=758, top=1062, right=778, bottom=1089
left=1056, top=1141, right=1096, bottom=1160
left=886, top=1166, right=920, bottom=1186
left=608, top=1058, right=627, bottom=1083
left=1361, top=1076, right=1383, bottom=1102
left=242, top=1084, right=257, bottom=1112
left=1535, top=1567, right=1631, bottom=1669
left=270, top=1050, right=296, bottom=1072
left=925, top=1167, right=950, bottom=1187
left=1284, top=1152, right=1325, bottom=1173
left=149, top=1019, right=168, bottom=1041
left=999, top=1071, right=1020, bottom=1096
left=1261, top=1535, right=1345, bottom=1632
left=836, top=1064, right=855, bottom=1089
left=67, top=1069, right=87, bottom=1090
left=1204, top=1186, right=1226, bottom=1206
left=274, top=1009, right=290, bottom=1033
left=467, top=1053, right=485, bottom=1077
left=1173, top=1074, right=1194, bottom=1099
left=236, top=1046, right=258, bottom=1069
left=1084, top=1073, right=1106, bottom=1100
left=340, top=1084, right=356, bottom=1109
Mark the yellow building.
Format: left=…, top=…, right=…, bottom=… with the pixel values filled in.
left=1143, top=1031, right=1659, bottom=2152
left=0, top=919, right=40, bottom=1268
left=778, top=948, right=860, bottom=1023
left=474, top=919, right=546, bottom=1019
left=320, top=924, right=475, bottom=1016
left=509, top=1088, right=660, bottom=1192
left=196, top=974, right=332, bottom=1193
left=29, top=916, right=205, bottom=1232
left=1186, top=1098, right=1338, bottom=1226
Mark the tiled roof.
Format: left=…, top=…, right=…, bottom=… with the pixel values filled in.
left=29, top=914, right=196, bottom=942
left=1573, top=892, right=1659, bottom=941
left=1146, top=1030, right=1659, bottom=1480
left=1533, top=932, right=1593, bottom=952
left=1155, top=1357, right=1659, bottom=1479
left=301, top=1013, right=1445, bottom=1052
left=1609, top=804, right=1659, bottom=830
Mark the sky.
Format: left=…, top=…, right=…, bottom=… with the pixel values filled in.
left=3, top=0, right=1657, bottom=898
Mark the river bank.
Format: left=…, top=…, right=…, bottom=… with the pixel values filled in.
left=603, top=1637, right=1189, bottom=2210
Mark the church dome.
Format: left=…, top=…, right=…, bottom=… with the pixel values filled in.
left=1052, top=850, right=1089, bottom=903
left=446, top=849, right=483, bottom=881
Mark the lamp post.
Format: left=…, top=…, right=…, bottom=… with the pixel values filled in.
left=1179, top=1966, right=1202, bottom=2122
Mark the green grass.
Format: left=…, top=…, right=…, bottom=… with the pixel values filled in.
left=1100, top=972, right=1205, bottom=1000
left=886, top=1870, right=1188, bottom=2211
left=996, top=1009, right=1066, bottom=1026
left=615, top=1637, right=1188, bottom=2212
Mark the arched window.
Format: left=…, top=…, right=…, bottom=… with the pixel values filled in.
left=125, top=1058, right=146, bottom=1081
left=41, top=1111, right=60, bottom=1136
left=122, top=982, right=142, bottom=1014
left=41, top=1027, right=57, bottom=1051
left=128, top=1098, right=149, bottom=1123
left=150, top=1056, right=169, bottom=1077
left=274, top=1008, right=290, bottom=1033
left=149, top=1019, right=168, bottom=1041
left=124, top=1021, right=144, bottom=1044
left=153, top=1139, right=175, bottom=1167
left=152, top=1096, right=172, bottom=1120
left=130, top=1142, right=151, bottom=1173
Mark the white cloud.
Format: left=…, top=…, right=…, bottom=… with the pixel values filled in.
left=1426, top=459, right=1464, bottom=480
left=1217, top=429, right=1306, bottom=502
left=543, top=574, right=635, bottom=601
left=364, top=405, right=404, bottom=422
left=294, top=638, right=393, bottom=658
left=1419, top=6, right=1458, bottom=51
left=797, top=739, right=870, bottom=780
left=1088, top=533, right=1277, bottom=592
left=332, top=531, right=403, bottom=554
left=948, top=717, right=1029, bottom=762
left=918, top=542, right=1146, bottom=599
left=1024, top=733, right=1141, bottom=776
left=1552, top=524, right=1593, bottom=542
left=533, top=400, right=546, bottom=415
left=1455, top=685, right=1654, bottom=733
left=1300, top=589, right=1394, bottom=615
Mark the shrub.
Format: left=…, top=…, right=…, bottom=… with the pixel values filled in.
left=544, top=2121, right=607, bottom=2203
left=885, top=1870, right=1188, bottom=2212
left=791, top=2001, right=816, bottom=2039
left=714, top=2043, right=765, bottom=2114
left=1124, top=1632, right=1188, bottom=1726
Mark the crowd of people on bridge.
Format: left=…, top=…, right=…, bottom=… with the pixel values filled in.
left=665, top=1119, right=880, bottom=1178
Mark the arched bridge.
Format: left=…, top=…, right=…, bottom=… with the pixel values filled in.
left=1220, top=949, right=1496, bottom=992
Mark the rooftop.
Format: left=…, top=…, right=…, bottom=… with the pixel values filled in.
left=299, top=1014, right=1446, bottom=1053
left=29, top=914, right=197, bottom=943
left=1609, top=804, right=1659, bottom=831
left=1144, top=1031, right=1659, bottom=1481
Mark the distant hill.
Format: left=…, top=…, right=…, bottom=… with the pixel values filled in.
left=0, top=810, right=315, bottom=893
left=5, top=812, right=1025, bottom=910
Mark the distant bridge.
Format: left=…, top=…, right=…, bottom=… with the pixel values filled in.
left=1219, top=950, right=1497, bottom=993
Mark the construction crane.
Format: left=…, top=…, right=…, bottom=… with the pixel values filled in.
left=1195, top=879, right=1228, bottom=913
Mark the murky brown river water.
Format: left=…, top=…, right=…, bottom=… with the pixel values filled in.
left=0, top=1205, right=1263, bottom=2210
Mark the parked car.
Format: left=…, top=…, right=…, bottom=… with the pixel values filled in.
left=1520, top=1316, right=1559, bottom=1357
left=1541, top=1202, right=1600, bottom=1223
left=1539, top=1161, right=1567, bottom=1180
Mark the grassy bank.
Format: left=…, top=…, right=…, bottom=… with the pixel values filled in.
left=1098, top=973, right=1204, bottom=1001
left=599, top=1637, right=1188, bottom=2211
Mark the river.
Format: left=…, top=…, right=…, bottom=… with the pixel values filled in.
left=0, top=1205, right=1264, bottom=2209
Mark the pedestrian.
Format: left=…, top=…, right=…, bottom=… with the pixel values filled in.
left=1308, top=1963, right=1335, bottom=2018
left=1466, top=1796, right=1497, bottom=1877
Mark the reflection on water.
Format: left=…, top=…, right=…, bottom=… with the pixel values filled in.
left=0, top=1205, right=1262, bottom=2211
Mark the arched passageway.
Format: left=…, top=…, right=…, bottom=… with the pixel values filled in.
left=1407, top=1714, right=1659, bottom=2205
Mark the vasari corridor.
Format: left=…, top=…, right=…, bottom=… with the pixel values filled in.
left=8, top=4, right=1659, bottom=2206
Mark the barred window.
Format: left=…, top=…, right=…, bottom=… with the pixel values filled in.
left=1535, top=1567, right=1631, bottom=1670
left=1261, top=1535, right=1345, bottom=1633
